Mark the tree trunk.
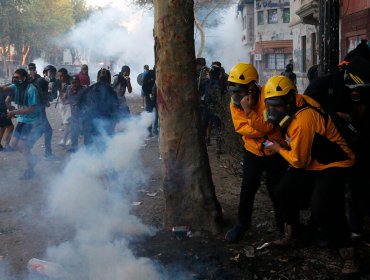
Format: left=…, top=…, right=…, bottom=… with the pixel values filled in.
left=21, top=46, right=30, bottom=66
left=154, top=0, right=222, bottom=234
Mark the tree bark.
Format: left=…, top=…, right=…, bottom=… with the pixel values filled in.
left=154, top=0, right=222, bottom=234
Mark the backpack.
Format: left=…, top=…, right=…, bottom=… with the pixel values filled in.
left=29, top=77, right=50, bottom=105
left=142, top=70, right=155, bottom=95
left=304, top=74, right=358, bottom=146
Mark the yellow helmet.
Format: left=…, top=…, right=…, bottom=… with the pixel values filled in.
left=264, top=76, right=296, bottom=100
left=228, top=63, right=258, bottom=85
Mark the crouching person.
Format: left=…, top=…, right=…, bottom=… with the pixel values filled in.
left=263, top=76, right=358, bottom=277
left=225, top=63, right=288, bottom=243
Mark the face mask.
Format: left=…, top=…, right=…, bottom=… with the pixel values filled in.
left=265, top=107, right=291, bottom=128
left=12, top=78, right=25, bottom=87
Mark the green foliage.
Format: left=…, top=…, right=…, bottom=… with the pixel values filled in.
left=0, top=0, right=91, bottom=62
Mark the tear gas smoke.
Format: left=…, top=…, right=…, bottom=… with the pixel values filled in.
left=30, top=113, right=164, bottom=280
left=60, top=4, right=155, bottom=94
left=198, top=7, right=249, bottom=73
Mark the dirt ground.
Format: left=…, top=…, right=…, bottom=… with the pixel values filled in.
left=0, top=95, right=369, bottom=279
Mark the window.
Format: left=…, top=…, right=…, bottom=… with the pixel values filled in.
left=265, top=53, right=292, bottom=70
left=267, top=54, right=276, bottom=69
left=283, top=8, right=290, bottom=23
left=268, top=9, right=278, bottom=24
left=302, top=35, right=307, bottom=72
left=257, top=11, right=264, bottom=25
left=276, top=54, right=285, bottom=69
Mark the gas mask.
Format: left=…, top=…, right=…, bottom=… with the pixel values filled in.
left=230, top=82, right=261, bottom=109
left=264, top=97, right=292, bottom=128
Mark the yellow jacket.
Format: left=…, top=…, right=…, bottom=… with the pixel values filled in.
left=230, top=91, right=284, bottom=156
left=279, top=94, right=355, bottom=170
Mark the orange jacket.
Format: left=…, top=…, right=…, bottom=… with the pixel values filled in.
left=278, top=94, right=355, bottom=170
left=230, top=91, right=284, bottom=156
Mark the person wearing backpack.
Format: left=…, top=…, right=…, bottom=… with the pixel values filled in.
left=27, top=63, right=57, bottom=160
left=263, top=75, right=358, bottom=278
left=0, top=68, right=42, bottom=179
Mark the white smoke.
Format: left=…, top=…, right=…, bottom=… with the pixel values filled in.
left=198, top=6, right=249, bottom=73
left=61, top=4, right=155, bottom=94
left=31, top=113, right=164, bottom=280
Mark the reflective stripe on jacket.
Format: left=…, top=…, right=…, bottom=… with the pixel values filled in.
left=279, top=94, right=355, bottom=170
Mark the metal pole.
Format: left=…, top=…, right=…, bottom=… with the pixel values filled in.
left=318, top=0, right=339, bottom=75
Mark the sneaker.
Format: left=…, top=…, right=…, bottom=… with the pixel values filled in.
left=225, top=224, right=247, bottom=243
left=65, top=139, right=72, bottom=146
left=19, top=169, right=35, bottom=180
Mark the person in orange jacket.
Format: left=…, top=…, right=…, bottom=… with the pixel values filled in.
left=225, top=63, right=288, bottom=242
left=263, top=76, right=358, bottom=277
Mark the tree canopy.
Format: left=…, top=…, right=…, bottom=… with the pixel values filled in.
left=0, top=0, right=92, bottom=66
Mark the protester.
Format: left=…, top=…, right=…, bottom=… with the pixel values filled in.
left=81, top=68, right=119, bottom=148
left=142, top=66, right=157, bottom=137
left=27, top=63, right=57, bottom=160
left=56, top=68, right=71, bottom=146
left=281, top=62, right=297, bottom=85
left=263, top=75, right=357, bottom=277
left=0, top=68, right=41, bottom=179
left=76, top=64, right=90, bottom=87
left=112, top=65, right=132, bottom=118
left=343, top=56, right=370, bottom=244
left=225, top=63, right=288, bottom=243
left=140, top=65, right=149, bottom=109
left=0, top=90, right=14, bottom=150
left=203, top=61, right=227, bottom=153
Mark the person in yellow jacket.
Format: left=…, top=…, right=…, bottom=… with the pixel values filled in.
left=263, top=76, right=358, bottom=277
left=225, top=63, right=288, bottom=242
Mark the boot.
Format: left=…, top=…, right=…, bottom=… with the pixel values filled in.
left=339, top=247, right=359, bottom=279
left=272, top=223, right=295, bottom=247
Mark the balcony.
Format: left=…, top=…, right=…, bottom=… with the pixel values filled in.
left=296, top=0, right=319, bottom=25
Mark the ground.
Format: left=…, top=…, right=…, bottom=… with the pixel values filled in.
left=0, top=95, right=369, bottom=280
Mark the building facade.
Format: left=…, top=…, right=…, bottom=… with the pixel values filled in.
left=341, top=0, right=370, bottom=58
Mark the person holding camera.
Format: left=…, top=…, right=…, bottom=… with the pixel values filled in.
left=225, top=63, right=287, bottom=243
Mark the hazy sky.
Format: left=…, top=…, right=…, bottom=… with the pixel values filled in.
left=85, top=0, right=123, bottom=7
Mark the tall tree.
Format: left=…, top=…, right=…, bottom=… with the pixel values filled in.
left=154, top=0, right=222, bottom=233
left=19, top=0, right=74, bottom=64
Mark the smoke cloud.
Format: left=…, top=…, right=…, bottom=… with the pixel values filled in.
left=26, top=113, right=164, bottom=280
left=198, top=6, right=249, bottom=73
left=60, top=4, right=155, bottom=94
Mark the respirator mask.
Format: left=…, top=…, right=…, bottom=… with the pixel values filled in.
left=264, top=97, right=292, bottom=128
left=229, top=82, right=260, bottom=109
